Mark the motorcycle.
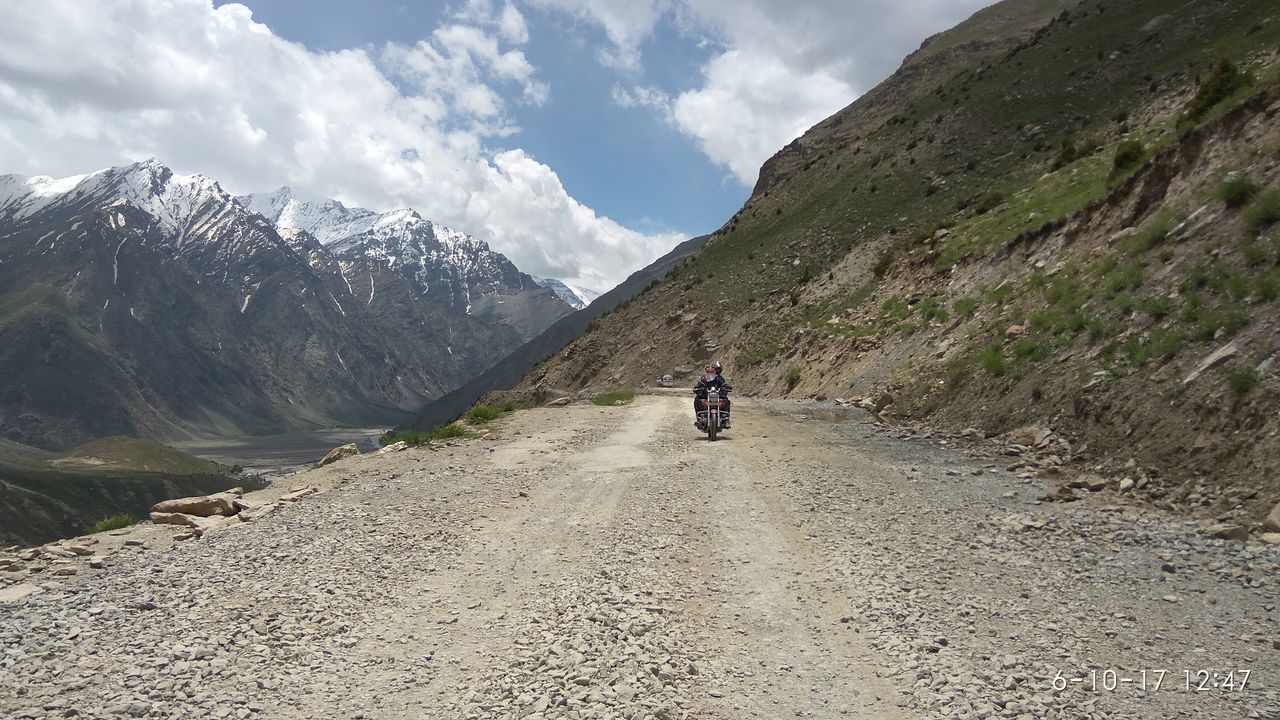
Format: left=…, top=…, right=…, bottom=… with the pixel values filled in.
left=695, top=387, right=729, bottom=440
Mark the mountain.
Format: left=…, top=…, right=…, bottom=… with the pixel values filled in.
left=0, top=161, right=568, bottom=450
left=534, top=277, right=601, bottom=310
left=397, top=234, right=710, bottom=433
left=0, top=435, right=251, bottom=546
left=240, top=188, right=573, bottom=341
left=508, top=0, right=1280, bottom=525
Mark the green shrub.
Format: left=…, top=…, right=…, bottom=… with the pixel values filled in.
left=1111, top=140, right=1146, bottom=177
left=1045, top=275, right=1086, bottom=311
left=86, top=514, right=134, bottom=534
left=1121, top=329, right=1184, bottom=365
left=1086, top=317, right=1119, bottom=344
left=987, top=283, right=1016, bottom=303
left=978, top=343, right=1007, bottom=376
left=916, top=298, right=949, bottom=322
left=1183, top=58, right=1251, bottom=124
left=1253, top=270, right=1279, bottom=302
left=973, top=191, right=1006, bottom=215
left=1126, top=210, right=1180, bottom=253
left=1028, top=308, right=1062, bottom=332
left=1104, top=261, right=1145, bottom=296
left=953, top=297, right=979, bottom=316
left=1240, top=240, right=1267, bottom=267
left=1188, top=304, right=1248, bottom=340
left=1012, top=338, right=1047, bottom=361
left=879, top=298, right=911, bottom=321
left=783, top=366, right=802, bottom=387
left=430, top=423, right=476, bottom=441
left=465, top=402, right=525, bottom=425
left=945, top=364, right=970, bottom=390
left=592, top=389, right=636, bottom=406
left=1224, top=366, right=1258, bottom=396
left=872, top=247, right=896, bottom=277
left=402, top=430, right=429, bottom=446
left=1243, top=190, right=1280, bottom=231
left=1140, top=297, right=1174, bottom=320
left=1217, top=176, right=1260, bottom=208
left=1052, top=137, right=1080, bottom=170
left=466, top=406, right=504, bottom=425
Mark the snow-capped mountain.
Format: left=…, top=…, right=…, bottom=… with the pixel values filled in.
left=2, top=159, right=257, bottom=248
left=534, top=277, right=601, bottom=310
left=0, top=160, right=571, bottom=449
left=240, top=187, right=571, bottom=340
left=238, top=186, right=387, bottom=245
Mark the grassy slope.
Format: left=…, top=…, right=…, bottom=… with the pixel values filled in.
left=0, top=437, right=251, bottom=546
left=515, top=0, right=1280, bottom=522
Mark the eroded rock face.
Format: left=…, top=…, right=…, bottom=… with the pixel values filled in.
left=151, top=492, right=239, bottom=518
left=319, top=443, right=361, bottom=466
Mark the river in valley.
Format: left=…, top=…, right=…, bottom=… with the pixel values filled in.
left=173, top=428, right=387, bottom=480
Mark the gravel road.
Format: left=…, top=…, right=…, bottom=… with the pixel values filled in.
left=2, top=393, right=1277, bottom=719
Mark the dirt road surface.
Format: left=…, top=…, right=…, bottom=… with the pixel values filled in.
left=2, top=393, right=1277, bottom=719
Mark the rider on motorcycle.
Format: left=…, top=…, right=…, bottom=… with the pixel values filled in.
left=694, top=363, right=731, bottom=428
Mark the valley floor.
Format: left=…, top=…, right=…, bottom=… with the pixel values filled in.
left=1, top=394, right=1277, bottom=719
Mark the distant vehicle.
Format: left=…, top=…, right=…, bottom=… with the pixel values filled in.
left=657, top=374, right=675, bottom=387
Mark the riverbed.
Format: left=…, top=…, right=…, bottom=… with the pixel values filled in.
left=173, top=428, right=386, bottom=479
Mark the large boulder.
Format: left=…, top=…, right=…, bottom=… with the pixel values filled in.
left=190, top=515, right=242, bottom=537
left=1265, top=502, right=1280, bottom=532
left=373, top=440, right=409, bottom=456
left=0, top=583, right=40, bottom=604
left=319, top=443, right=360, bottom=466
left=152, top=491, right=239, bottom=517
left=280, top=487, right=319, bottom=503
left=1204, top=524, right=1250, bottom=542
left=149, top=511, right=240, bottom=537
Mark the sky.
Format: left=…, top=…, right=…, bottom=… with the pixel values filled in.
left=0, top=0, right=993, bottom=290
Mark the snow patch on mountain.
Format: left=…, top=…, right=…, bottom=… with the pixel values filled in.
left=240, top=186, right=539, bottom=307
left=0, top=159, right=250, bottom=247
left=239, top=187, right=384, bottom=245
left=534, top=277, right=600, bottom=310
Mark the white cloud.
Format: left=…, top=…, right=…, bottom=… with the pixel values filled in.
left=526, top=0, right=672, bottom=70
left=473, top=150, right=683, bottom=291
left=610, top=83, right=672, bottom=121
left=538, top=0, right=994, bottom=184
left=0, top=0, right=666, bottom=288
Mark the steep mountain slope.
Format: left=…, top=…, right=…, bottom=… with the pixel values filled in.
left=240, top=188, right=573, bottom=341
left=513, top=0, right=1280, bottom=525
left=0, top=436, right=249, bottom=546
left=0, top=161, right=543, bottom=449
left=398, top=234, right=710, bottom=432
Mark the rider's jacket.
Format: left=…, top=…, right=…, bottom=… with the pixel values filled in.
left=693, top=374, right=728, bottom=397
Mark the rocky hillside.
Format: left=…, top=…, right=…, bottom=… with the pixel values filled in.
left=512, top=0, right=1280, bottom=527
left=0, top=161, right=569, bottom=449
